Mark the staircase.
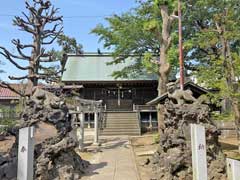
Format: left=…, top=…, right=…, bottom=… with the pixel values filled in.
left=100, top=112, right=141, bottom=136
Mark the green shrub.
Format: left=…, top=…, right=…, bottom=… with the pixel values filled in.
left=211, top=111, right=234, bottom=122
left=153, top=133, right=160, bottom=144
left=0, top=118, right=18, bottom=134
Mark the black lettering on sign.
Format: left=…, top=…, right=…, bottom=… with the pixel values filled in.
left=198, top=144, right=204, bottom=150
left=21, top=146, right=26, bottom=153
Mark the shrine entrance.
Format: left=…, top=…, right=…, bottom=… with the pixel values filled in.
left=105, top=88, right=133, bottom=111
left=70, top=98, right=103, bottom=150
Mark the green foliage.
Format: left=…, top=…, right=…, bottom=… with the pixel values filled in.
left=0, top=119, right=16, bottom=127
left=143, top=52, right=158, bottom=73
left=91, top=0, right=178, bottom=79
left=0, top=105, right=16, bottom=113
left=153, top=133, right=160, bottom=144
left=46, top=34, right=83, bottom=83
left=211, top=112, right=234, bottom=122
left=50, top=34, right=83, bottom=61
left=0, top=105, right=18, bottom=133
left=0, top=119, right=16, bottom=133
left=183, top=0, right=240, bottom=115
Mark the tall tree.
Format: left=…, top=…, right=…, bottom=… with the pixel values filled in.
left=51, top=34, right=83, bottom=75
left=92, top=0, right=179, bottom=96
left=43, top=34, right=83, bottom=83
left=0, top=0, right=63, bottom=95
left=184, top=0, right=240, bottom=149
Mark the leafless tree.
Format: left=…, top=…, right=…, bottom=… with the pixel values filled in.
left=0, top=0, right=63, bottom=96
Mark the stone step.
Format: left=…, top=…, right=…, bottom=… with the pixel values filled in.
left=106, top=119, right=138, bottom=122
left=105, top=113, right=137, bottom=117
left=103, top=123, right=139, bottom=127
left=106, top=113, right=137, bottom=115
left=106, top=116, right=137, bottom=119
left=104, top=127, right=139, bottom=130
left=104, top=122, right=138, bottom=125
left=102, top=128, right=139, bottom=132
left=100, top=112, right=140, bottom=136
left=100, top=131, right=140, bottom=136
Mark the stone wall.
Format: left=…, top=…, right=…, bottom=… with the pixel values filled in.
left=0, top=88, right=89, bottom=180
left=151, top=96, right=227, bottom=180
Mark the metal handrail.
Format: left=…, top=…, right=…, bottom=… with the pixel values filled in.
left=134, top=105, right=157, bottom=111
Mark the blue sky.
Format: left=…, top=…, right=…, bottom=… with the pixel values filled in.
left=0, top=0, right=136, bottom=81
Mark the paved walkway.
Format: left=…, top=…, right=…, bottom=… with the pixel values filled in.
left=81, top=136, right=140, bottom=180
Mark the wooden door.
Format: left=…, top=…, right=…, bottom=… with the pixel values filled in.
left=105, top=88, right=133, bottom=111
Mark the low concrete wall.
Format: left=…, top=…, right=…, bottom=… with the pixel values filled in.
left=214, top=121, right=237, bottom=138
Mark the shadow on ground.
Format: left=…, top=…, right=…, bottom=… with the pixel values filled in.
left=83, top=162, right=108, bottom=176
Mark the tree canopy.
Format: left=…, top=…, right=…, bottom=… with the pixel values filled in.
left=92, top=0, right=179, bottom=95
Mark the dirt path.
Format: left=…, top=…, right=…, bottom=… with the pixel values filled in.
left=81, top=136, right=140, bottom=180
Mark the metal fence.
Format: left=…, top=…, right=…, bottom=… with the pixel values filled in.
left=0, top=111, right=20, bottom=120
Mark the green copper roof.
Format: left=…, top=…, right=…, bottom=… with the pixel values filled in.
left=61, top=54, right=158, bottom=82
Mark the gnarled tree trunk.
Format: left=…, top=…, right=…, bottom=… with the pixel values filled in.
left=157, top=5, right=174, bottom=133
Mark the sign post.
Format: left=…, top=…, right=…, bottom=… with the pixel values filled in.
left=190, top=124, right=207, bottom=180
left=17, top=126, right=35, bottom=180
left=227, top=158, right=240, bottom=180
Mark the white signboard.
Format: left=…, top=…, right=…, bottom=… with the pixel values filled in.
left=17, top=126, right=35, bottom=180
left=227, top=158, right=240, bottom=180
left=191, top=124, right=208, bottom=180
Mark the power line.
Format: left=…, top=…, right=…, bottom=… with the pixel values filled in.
left=63, top=15, right=112, bottom=19
left=0, top=14, right=112, bottom=19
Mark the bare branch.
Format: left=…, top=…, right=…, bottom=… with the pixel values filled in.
left=12, top=39, right=31, bottom=59
left=9, top=75, right=29, bottom=80
left=38, top=68, right=62, bottom=76
left=37, top=0, right=51, bottom=15
left=0, top=82, right=24, bottom=97
left=13, top=16, right=35, bottom=34
left=0, top=0, right=64, bottom=89
left=0, top=48, right=32, bottom=70
left=42, top=23, right=61, bottom=38
left=25, top=1, right=38, bottom=17
left=0, top=46, right=28, bottom=60
left=42, top=27, right=63, bottom=44
left=13, top=39, right=35, bottom=49
left=22, top=12, right=33, bottom=25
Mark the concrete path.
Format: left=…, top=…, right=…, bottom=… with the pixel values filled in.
left=81, top=136, right=140, bottom=180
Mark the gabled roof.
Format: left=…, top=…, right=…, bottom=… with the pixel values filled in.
left=0, top=84, right=83, bottom=100
left=0, top=84, right=21, bottom=100
left=147, top=81, right=209, bottom=105
left=61, top=54, right=158, bottom=82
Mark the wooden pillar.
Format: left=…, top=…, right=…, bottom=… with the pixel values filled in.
left=93, top=111, right=99, bottom=145
left=17, top=126, right=35, bottom=180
